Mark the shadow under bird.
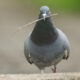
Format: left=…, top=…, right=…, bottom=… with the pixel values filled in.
left=24, top=6, right=70, bottom=73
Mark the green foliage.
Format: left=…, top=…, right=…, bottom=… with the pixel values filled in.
left=8, top=0, right=80, bottom=12
left=31, top=0, right=80, bottom=12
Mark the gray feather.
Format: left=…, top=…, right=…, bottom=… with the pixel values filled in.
left=24, top=28, right=70, bottom=69
left=24, top=6, right=70, bottom=70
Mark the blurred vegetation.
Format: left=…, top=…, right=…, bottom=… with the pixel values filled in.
left=19, top=0, right=80, bottom=13
left=5, top=0, right=80, bottom=13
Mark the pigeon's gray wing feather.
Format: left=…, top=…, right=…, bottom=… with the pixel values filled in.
left=63, top=32, right=70, bottom=59
left=57, top=28, right=70, bottom=59
left=63, top=38, right=70, bottom=59
left=24, top=39, right=33, bottom=64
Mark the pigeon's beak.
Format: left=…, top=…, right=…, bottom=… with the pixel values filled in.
left=42, top=12, right=47, bottom=21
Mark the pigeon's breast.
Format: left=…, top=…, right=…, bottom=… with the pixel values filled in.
left=26, top=30, right=65, bottom=65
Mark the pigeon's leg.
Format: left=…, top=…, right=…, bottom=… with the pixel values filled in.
left=51, top=66, right=56, bottom=73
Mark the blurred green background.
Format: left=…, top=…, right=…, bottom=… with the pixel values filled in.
left=3, top=0, right=80, bottom=12
left=30, top=0, right=80, bottom=12
left=9, top=0, right=80, bottom=12
left=0, top=0, right=80, bottom=73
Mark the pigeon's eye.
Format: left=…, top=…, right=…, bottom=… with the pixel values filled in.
left=48, top=11, right=51, bottom=14
left=40, top=11, right=43, bottom=14
left=47, top=10, right=50, bottom=12
left=46, top=11, right=49, bottom=14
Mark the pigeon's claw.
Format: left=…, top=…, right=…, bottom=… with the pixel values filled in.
left=63, top=50, right=69, bottom=60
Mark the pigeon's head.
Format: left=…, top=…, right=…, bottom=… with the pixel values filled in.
left=39, top=6, right=51, bottom=21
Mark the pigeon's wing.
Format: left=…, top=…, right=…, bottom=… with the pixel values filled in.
left=57, top=28, right=70, bottom=59
left=24, top=38, right=33, bottom=64
left=63, top=37, right=70, bottom=59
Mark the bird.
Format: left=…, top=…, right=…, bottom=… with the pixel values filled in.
left=24, top=6, right=70, bottom=73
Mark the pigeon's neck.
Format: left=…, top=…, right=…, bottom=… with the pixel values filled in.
left=31, top=18, right=58, bottom=46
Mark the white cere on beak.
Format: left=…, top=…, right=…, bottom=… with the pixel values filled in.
left=42, top=12, right=47, bottom=21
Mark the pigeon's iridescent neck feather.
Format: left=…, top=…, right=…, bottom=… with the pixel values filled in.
left=31, top=18, right=58, bottom=46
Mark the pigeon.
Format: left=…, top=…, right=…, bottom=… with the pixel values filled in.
left=24, top=6, right=70, bottom=73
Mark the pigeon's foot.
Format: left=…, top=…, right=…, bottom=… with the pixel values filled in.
left=51, top=66, right=56, bottom=73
